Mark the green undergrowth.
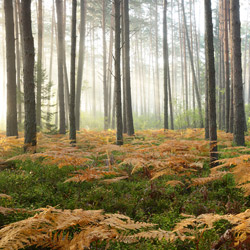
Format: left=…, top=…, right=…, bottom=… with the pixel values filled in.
left=0, top=158, right=248, bottom=250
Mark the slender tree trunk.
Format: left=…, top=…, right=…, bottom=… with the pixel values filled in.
left=36, top=0, right=43, bottom=130
left=75, top=0, right=87, bottom=130
left=21, top=0, right=36, bottom=151
left=224, top=0, right=230, bottom=133
left=163, top=0, right=168, bottom=130
left=1, top=2, right=6, bottom=124
left=69, top=0, right=77, bottom=143
left=107, top=5, right=114, bottom=128
left=91, top=26, right=96, bottom=117
left=123, top=0, right=134, bottom=135
left=56, top=0, right=66, bottom=134
left=248, top=40, right=250, bottom=104
left=230, top=0, right=245, bottom=146
left=47, top=1, right=55, bottom=126
left=14, top=0, right=21, bottom=127
left=121, top=1, right=127, bottom=133
left=102, top=0, right=108, bottom=130
left=183, top=25, right=189, bottom=127
left=155, top=0, right=160, bottom=119
left=4, top=0, right=18, bottom=136
left=218, top=42, right=223, bottom=129
left=181, top=0, right=203, bottom=128
left=63, top=0, right=69, bottom=129
left=205, top=0, right=218, bottom=163
left=114, top=0, right=123, bottom=145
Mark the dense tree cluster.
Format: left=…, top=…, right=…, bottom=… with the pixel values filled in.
left=0, top=0, right=248, bottom=152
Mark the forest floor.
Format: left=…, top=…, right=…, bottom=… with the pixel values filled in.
left=1, top=129, right=250, bottom=249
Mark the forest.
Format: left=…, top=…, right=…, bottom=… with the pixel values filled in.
left=1, top=0, right=250, bottom=249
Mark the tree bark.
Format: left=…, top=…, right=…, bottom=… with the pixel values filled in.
left=36, top=0, right=43, bottom=130
left=114, top=0, right=123, bottom=145
left=21, top=0, right=36, bottom=151
left=123, top=0, right=134, bottom=135
left=56, top=0, right=66, bottom=134
left=46, top=1, right=55, bottom=127
left=205, top=0, right=218, bottom=163
left=224, top=0, right=230, bottom=133
left=14, top=0, right=21, bottom=127
left=102, top=0, right=108, bottom=130
left=155, top=0, right=160, bottom=119
left=107, top=5, right=115, bottom=128
left=230, top=0, right=245, bottom=146
left=91, top=26, right=96, bottom=117
left=75, top=0, right=87, bottom=130
left=4, top=0, right=18, bottom=137
left=69, top=0, right=77, bottom=143
left=163, top=0, right=168, bottom=130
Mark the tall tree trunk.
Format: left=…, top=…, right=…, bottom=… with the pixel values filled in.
left=123, top=0, right=134, bottom=135
left=56, top=0, right=66, bottom=134
left=63, top=0, right=69, bottom=129
left=230, top=0, right=245, bottom=146
left=102, top=0, right=108, bottom=130
left=14, top=0, right=21, bottom=127
left=21, top=0, right=36, bottom=151
left=224, top=0, right=230, bottom=133
left=155, top=0, right=160, bottom=119
left=46, top=1, right=55, bottom=127
left=75, top=0, right=87, bottom=130
left=114, top=0, right=123, bottom=145
left=36, top=0, right=43, bottom=130
left=91, top=26, right=96, bottom=117
left=181, top=0, right=203, bottom=128
left=163, top=0, right=168, bottom=130
left=4, top=0, right=18, bottom=136
left=205, top=0, right=217, bottom=163
left=1, top=2, right=6, bottom=124
left=69, top=0, right=77, bottom=143
left=248, top=40, right=250, bottom=104
left=178, top=1, right=185, bottom=120
left=183, top=25, right=189, bottom=127
left=107, top=5, right=114, bottom=128
left=122, top=7, right=127, bottom=134
left=205, top=63, right=209, bottom=139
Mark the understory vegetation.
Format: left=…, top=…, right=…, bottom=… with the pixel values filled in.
left=1, top=129, right=250, bottom=249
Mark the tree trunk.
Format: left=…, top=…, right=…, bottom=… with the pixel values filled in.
left=63, top=0, right=69, bottom=129
left=56, top=0, right=66, bottom=134
left=14, top=0, right=21, bottom=127
left=122, top=9, right=127, bottom=134
left=107, top=5, right=114, bottom=128
left=181, top=0, right=203, bottom=128
left=230, top=0, right=245, bottom=146
left=46, top=1, right=55, bottom=127
left=224, top=0, right=230, bottom=133
left=155, top=0, right=160, bottom=119
left=36, top=0, right=43, bottom=130
left=114, top=0, right=123, bottom=145
left=248, top=40, right=250, bottom=104
left=21, top=0, right=36, bottom=151
left=91, top=26, right=96, bottom=117
left=163, top=0, right=168, bottom=130
left=102, top=0, right=108, bottom=130
left=69, top=0, right=77, bottom=143
left=4, top=0, right=18, bottom=136
left=183, top=25, right=189, bottom=127
left=123, top=0, right=134, bottom=135
left=205, top=0, right=218, bottom=163
left=75, top=0, right=87, bottom=130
